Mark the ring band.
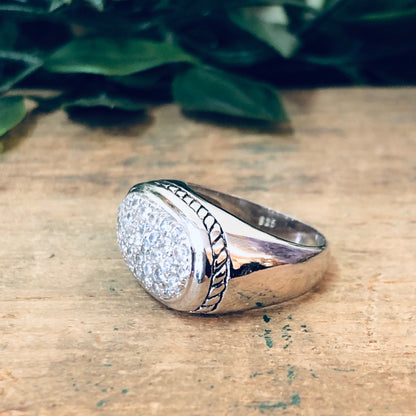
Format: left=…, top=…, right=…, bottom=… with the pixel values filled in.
left=117, top=180, right=329, bottom=314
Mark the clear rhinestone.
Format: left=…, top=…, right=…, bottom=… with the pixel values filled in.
left=117, top=192, right=192, bottom=300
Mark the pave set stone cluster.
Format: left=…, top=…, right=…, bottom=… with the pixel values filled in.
left=117, top=191, right=192, bottom=300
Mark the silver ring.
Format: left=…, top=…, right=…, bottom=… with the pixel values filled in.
left=117, top=180, right=329, bottom=314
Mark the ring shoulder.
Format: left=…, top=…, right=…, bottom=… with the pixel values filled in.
left=155, top=180, right=232, bottom=313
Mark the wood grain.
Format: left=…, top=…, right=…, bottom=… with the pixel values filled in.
left=0, top=88, right=415, bottom=415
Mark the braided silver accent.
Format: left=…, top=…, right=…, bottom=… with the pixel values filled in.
left=157, top=181, right=230, bottom=313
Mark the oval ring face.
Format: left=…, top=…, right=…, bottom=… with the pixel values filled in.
left=117, top=191, right=193, bottom=300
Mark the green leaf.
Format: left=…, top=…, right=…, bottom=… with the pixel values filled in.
left=334, top=0, right=416, bottom=20
left=84, top=0, right=104, bottom=12
left=304, top=0, right=326, bottom=10
left=345, top=6, right=416, bottom=22
left=45, top=38, right=198, bottom=76
left=31, top=89, right=146, bottom=112
left=229, top=6, right=300, bottom=58
left=0, top=96, right=27, bottom=137
left=172, top=66, right=287, bottom=122
left=0, top=51, right=43, bottom=94
left=62, top=92, right=145, bottom=111
left=0, top=4, right=44, bottom=14
left=49, top=0, right=71, bottom=12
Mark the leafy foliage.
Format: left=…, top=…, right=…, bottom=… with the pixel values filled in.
left=173, top=66, right=287, bottom=121
left=45, top=38, right=198, bottom=76
left=0, top=0, right=415, bottom=137
left=0, top=95, right=26, bottom=136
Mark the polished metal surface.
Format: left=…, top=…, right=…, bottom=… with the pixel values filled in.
left=119, top=180, right=329, bottom=314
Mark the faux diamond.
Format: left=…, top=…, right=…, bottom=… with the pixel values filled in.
left=117, top=191, right=192, bottom=300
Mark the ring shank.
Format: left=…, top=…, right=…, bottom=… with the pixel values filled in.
left=186, top=183, right=327, bottom=249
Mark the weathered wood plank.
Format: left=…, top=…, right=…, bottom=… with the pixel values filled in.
left=0, top=88, right=415, bottom=415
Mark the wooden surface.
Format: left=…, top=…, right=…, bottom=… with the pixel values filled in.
left=1, top=88, right=415, bottom=416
